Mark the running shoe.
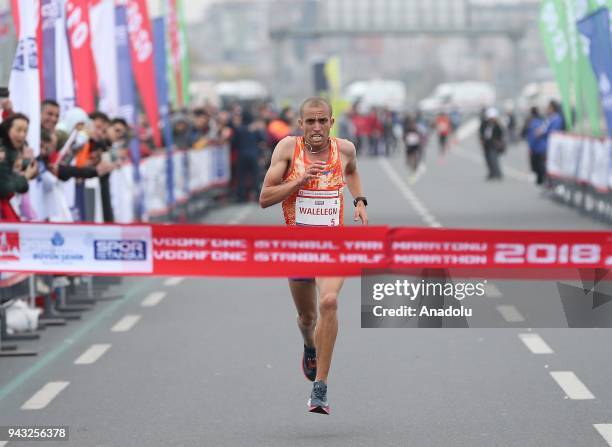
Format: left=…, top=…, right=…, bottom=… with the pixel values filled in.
left=308, top=380, right=330, bottom=415
left=302, top=345, right=317, bottom=382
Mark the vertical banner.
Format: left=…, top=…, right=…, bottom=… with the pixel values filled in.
left=152, top=16, right=175, bottom=209
left=125, top=0, right=162, bottom=147
left=115, top=3, right=143, bottom=220
left=54, top=0, right=75, bottom=113
left=40, top=0, right=59, bottom=101
left=9, top=0, right=41, bottom=155
left=165, top=0, right=181, bottom=107
left=569, top=0, right=603, bottom=136
left=177, top=0, right=189, bottom=106
left=540, top=0, right=575, bottom=130
left=65, top=0, right=97, bottom=113
left=89, top=0, right=119, bottom=117
left=577, top=8, right=612, bottom=138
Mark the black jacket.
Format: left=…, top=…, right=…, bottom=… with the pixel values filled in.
left=0, top=143, right=28, bottom=198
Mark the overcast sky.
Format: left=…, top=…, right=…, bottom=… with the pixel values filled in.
left=183, top=0, right=216, bottom=23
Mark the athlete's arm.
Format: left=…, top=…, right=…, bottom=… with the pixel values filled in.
left=341, top=139, right=369, bottom=225
left=259, top=138, right=325, bottom=209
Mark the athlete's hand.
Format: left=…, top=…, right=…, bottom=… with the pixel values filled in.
left=298, top=161, right=326, bottom=187
left=354, top=202, right=368, bottom=225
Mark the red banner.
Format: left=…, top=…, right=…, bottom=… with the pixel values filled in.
left=126, top=0, right=161, bottom=147
left=65, top=0, right=97, bottom=112
left=1, top=223, right=612, bottom=279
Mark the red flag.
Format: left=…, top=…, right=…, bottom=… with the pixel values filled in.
left=126, top=0, right=161, bottom=147
left=10, top=0, right=19, bottom=37
left=65, top=0, right=98, bottom=112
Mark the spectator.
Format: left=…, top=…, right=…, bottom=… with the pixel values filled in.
left=171, top=113, right=193, bottom=150
left=191, top=108, right=215, bottom=149
left=524, top=107, right=547, bottom=186
left=0, top=113, right=39, bottom=220
left=481, top=107, right=505, bottom=181
left=231, top=110, right=264, bottom=202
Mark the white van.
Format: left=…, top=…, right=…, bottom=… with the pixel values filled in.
left=419, top=82, right=496, bottom=115
left=344, top=79, right=407, bottom=112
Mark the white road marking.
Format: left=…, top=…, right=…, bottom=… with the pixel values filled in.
left=594, top=424, right=612, bottom=446
left=0, top=441, right=7, bottom=446
left=111, top=315, right=141, bottom=332
left=163, top=277, right=184, bottom=287
left=141, top=291, right=166, bottom=307
left=228, top=205, right=255, bottom=225
left=496, top=305, right=525, bottom=323
left=378, top=158, right=443, bottom=227
left=74, top=344, right=111, bottom=365
left=518, top=333, right=553, bottom=354
left=550, top=371, right=595, bottom=400
left=21, top=381, right=70, bottom=410
left=485, top=283, right=503, bottom=298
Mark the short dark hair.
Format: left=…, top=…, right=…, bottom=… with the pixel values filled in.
left=193, top=108, right=209, bottom=117
left=41, top=99, right=59, bottom=109
left=299, top=97, right=332, bottom=118
left=110, top=117, right=128, bottom=128
left=89, top=111, right=110, bottom=123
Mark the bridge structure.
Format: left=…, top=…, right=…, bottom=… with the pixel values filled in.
left=268, top=0, right=533, bottom=101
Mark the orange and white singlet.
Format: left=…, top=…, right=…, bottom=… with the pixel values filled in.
left=282, top=137, right=345, bottom=227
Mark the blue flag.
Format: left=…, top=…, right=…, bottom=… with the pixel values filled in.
left=115, top=4, right=144, bottom=220
left=577, top=8, right=612, bottom=138
left=152, top=17, right=175, bottom=209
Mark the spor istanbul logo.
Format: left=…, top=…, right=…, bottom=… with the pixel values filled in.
left=94, top=240, right=147, bottom=261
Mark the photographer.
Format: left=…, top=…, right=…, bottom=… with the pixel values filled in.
left=0, top=113, right=39, bottom=220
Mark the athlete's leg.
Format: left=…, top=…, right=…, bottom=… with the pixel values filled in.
left=289, top=279, right=317, bottom=348
left=314, top=277, right=344, bottom=383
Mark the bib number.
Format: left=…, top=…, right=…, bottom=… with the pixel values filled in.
left=296, top=189, right=341, bottom=226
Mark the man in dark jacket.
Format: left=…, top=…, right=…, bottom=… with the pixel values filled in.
left=482, top=108, right=504, bottom=181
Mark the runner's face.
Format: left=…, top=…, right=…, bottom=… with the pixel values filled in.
left=300, top=105, right=334, bottom=150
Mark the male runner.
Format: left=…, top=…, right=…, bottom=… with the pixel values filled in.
left=259, top=97, right=368, bottom=415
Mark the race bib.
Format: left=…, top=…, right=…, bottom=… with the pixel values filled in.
left=296, top=189, right=341, bottom=226
left=406, top=132, right=420, bottom=146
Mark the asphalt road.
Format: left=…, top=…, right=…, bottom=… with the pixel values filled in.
left=1, top=131, right=611, bottom=447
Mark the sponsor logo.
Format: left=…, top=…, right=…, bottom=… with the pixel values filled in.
left=0, top=232, right=20, bottom=261
left=51, top=232, right=65, bottom=247
left=94, top=240, right=147, bottom=261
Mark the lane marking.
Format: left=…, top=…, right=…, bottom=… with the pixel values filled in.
left=594, top=424, right=612, bottom=446
left=163, top=277, right=184, bottom=287
left=496, top=305, right=525, bottom=323
left=550, top=371, right=595, bottom=400
left=378, top=158, right=443, bottom=227
left=21, top=382, right=70, bottom=410
left=141, top=291, right=166, bottom=307
left=0, top=441, right=7, bottom=446
left=111, top=315, right=141, bottom=332
left=74, top=344, right=111, bottom=365
left=485, top=283, right=503, bottom=298
left=228, top=205, right=255, bottom=225
left=0, top=280, right=154, bottom=405
left=518, top=333, right=553, bottom=354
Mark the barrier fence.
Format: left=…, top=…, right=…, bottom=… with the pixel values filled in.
left=547, top=132, right=612, bottom=222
